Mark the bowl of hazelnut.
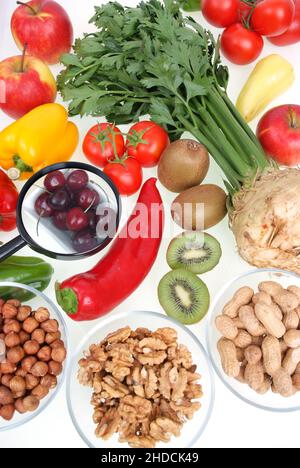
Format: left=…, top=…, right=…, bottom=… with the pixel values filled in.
left=0, top=281, right=69, bottom=430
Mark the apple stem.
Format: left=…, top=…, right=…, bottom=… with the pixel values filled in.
left=20, top=43, right=28, bottom=73
left=289, top=107, right=299, bottom=129
left=16, top=1, right=36, bottom=15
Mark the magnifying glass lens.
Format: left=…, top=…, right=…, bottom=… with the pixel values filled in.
left=21, top=168, right=118, bottom=256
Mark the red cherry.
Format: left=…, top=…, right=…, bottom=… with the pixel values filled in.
left=66, top=207, right=89, bottom=231
left=53, top=211, right=68, bottom=230
left=44, top=171, right=65, bottom=192
left=77, top=188, right=100, bottom=210
left=35, top=193, right=54, bottom=218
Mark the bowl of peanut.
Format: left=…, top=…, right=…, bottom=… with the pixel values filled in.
left=0, top=281, right=69, bottom=430
left=207, top=269, right=300, bottom=412
left=66, top=310, right=215, bottom=448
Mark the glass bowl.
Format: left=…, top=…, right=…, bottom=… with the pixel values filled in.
left=207, top=268, right=300, bottom=413
left=0, top=281, right=69, bottom=431
left=67, top=310, right=215, bottom=448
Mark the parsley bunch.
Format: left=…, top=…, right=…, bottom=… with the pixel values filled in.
left=58, top=0, right=269, bottom=193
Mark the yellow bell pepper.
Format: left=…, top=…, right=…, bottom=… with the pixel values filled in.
left=0, top=103, right=79, bottom=179
left=236, top=54, right=295, bottom=123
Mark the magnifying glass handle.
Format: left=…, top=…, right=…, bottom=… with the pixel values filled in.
left=0, top=236, right=27, bottom=262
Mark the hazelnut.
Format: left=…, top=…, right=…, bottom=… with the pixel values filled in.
left=40, top=374, right=57, bottom=389
left=31, top=362, right=48, bottom=377
left=7, top=346, right=25, bottom=364
left=3, top=320, right=21, bottom=334
left=0, top=404, right=15, bottom=421
left=15, top=369, right=27, bottom=378
left=9, top=376, right=26, bottom=394
left=45, top=332, right=61, bottom=345
left=37, top=346, right=52, bottom=362
left=34, top=308, right=50, bottom=323
left=41, top=320, right=59, bottom=333
left=31, top=329, right=45, bottom=345
left=4, top=332, right=21, bottom=348
left=15, top=398, right=27, bottom=414
left=17, top=306, right=32, bottom=322
left=6, top=299, right=21, bottom=308
left=23, top=395, right=39, bottom=412
left=1, top=374, right=13, bottom=387
left=2, top=303, right=18, bottom=319
left=50, top=339, right=65, bottom=349
left=25, top=374, right=40, bottom=391
left=0, top=386, right=13, bottom=405
left=23, top=340, right=40, bottom=355
left=23, top=317, right=39, bottom=334
left=48, top=361, right=62, bottom=376
left=51, top=347, right=66, bottom=363
left=21, top=356, right=37, bottom=373
left=0, top=361, right=17, bottom=374
left=19, top=331, right=30, bottom=345
left=31, top=384, right=49, bottom=400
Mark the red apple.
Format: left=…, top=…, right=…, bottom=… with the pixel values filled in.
left=257, top=105, right=300, bottom=166
left=11, top=0, right=73, bottom=65
left=0, top=51, right=57, bottom=119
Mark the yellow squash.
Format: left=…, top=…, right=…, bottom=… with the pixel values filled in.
left=0, top=103, right=79, bottom=179
left=236, top=55, right=295, bottom=123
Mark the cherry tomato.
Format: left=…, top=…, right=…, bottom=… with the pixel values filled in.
left=269, top=0, right=300, bottom=45
left=82, top=123, right=125, bottom=168
left=251, top=0, right=295, bottom=37
left=221, top=23, right=264, bottom=65
left=104, top=158, right=143, bottom=196
left=202, top=0, right=239, bottom=28
left=126, top=121, right=169, bottom=168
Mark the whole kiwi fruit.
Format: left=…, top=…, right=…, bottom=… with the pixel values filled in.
left=171, top=184, right=227, bottom=230
left=158, top=139, right=209, bottom=193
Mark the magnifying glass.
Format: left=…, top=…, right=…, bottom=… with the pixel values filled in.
left=0, top=162, right=121, bottom=261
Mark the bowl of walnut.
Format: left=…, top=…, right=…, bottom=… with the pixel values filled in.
left=66, top=310, right=215, bottom=448
left=0, top=281, right=69, bottom=431
left=207, top=269, right=300, bottom=413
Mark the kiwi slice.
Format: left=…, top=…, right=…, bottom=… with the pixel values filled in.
left=158, top=269, right=210, bottom=325
left=167, top=232, right=222, bottom=274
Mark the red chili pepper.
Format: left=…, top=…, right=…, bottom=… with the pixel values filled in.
left=55, top=178, right=164, bottom=321
left=0, top=170, right=18, bottom=232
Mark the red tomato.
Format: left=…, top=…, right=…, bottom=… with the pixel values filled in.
left=82, top=123, right=125, bottom=168
left=269, top=0, right=300, bottom=45
left=126, top=121, right=169, bottom=168
left=221, top=23, right=264, bottom=65
left=202, top=0, right=239, bottom=27
left=104, top=158, right=143, bottom=196
left=251, top=0, right=295, bottom=37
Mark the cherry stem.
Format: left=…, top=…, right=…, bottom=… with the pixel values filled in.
left=36, top=213, right=43, bottom=237
left=84, top=196, right=96, bottom=214
left=20, top=43, right=28, bottom=73
left=16, top=1, right=37, bottom=15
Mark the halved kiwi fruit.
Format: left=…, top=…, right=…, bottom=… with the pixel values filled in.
left=167, top=232, right=222, bottom=274
left=158, top=269, right=210, bottom=325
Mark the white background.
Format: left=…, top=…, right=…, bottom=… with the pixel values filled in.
left=1, top=0, right=300, bottom=449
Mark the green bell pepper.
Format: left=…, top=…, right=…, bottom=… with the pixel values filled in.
left=0, top=256, right=54, bottom=302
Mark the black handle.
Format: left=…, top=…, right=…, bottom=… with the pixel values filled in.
left=0, top=236, right=27, bottom=262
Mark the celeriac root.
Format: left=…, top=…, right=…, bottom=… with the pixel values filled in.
left=231, top=169, right=300, bottom=274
